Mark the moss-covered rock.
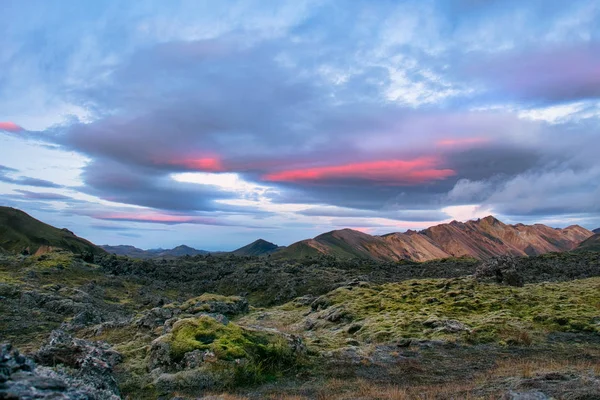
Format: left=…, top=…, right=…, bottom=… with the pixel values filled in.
left=148, top=315, right=305, bottom=391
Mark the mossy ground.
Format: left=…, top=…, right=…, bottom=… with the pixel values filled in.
left=240, top=277, right=600, bottom=349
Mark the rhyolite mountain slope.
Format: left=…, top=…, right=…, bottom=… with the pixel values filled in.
left=275, top=216, right=593, bottom=261
left=100, top=244, right=208, bottom=258
left=231, top=239, right=280, bottom=256
left=0, top=206, right=104, bottom=256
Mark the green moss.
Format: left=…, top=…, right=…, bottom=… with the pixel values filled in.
left=180, top=293, right=243, bottom=313
left=329, top=277, right=600, bottom=344
left=30, top=252, right=74, bottom=269
left=162, top=316, right=300, bottom=386
left=245, top=277, right=600, bottom=349
left=167, top=316, right=259, bottom=360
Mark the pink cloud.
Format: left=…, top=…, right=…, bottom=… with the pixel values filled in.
left=263, top=157, right=455, bottom=184
left=0, top=122, right=23, bottom=132
left=436, top=137, right=490, bottom=147
left=161, top=157, right=224, bottom=171
left=92, top=212, right=218, bottom=225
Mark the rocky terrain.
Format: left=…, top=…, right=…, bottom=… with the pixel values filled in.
left=1, top=209, right=599, bottom=399
left=1, top=247, right=599, bottom=399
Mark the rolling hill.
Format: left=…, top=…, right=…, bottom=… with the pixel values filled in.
left=0, top=206, right=105, bottom=256
left=231, top=239, right=280, bottom=256
left=274, top=216, right=593, bottom=261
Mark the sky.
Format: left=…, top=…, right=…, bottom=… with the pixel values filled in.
left=1, top=0, right=600, bottom=250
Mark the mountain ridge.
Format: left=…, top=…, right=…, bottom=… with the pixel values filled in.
left=0, top=206, right=105, bottom=256
left=274, top=215, right=593, bottom=261
left=1, top=206, right=595, bottom=261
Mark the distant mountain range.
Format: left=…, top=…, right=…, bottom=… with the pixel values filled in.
left=593, top=228, right=600, bottom=234
left=274, top=216, right=594, bottom=261
left=101, top=239, right=282, bottom=258
left=100, top=244, right=209, bottom=259
left=0, top=206, right=104, bottom=256
left=0, top=206, right=596, bottom=261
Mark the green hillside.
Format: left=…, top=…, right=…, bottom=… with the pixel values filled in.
left=0, top=206, right=105, bottom=256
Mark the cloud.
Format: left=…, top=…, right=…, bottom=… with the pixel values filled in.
left=0, top=122, right=23, bottom=132
left=0, top=165, right=64, bottom=188
left=88, top=211, right=266, bottom=228
left=78, top=159, right=237, bottom=211
left=12, top=189, right=73, bottom=200
left=297, top=206, right=450, bottom=222
left=466, top=45, right=600, bottom=103
left=446, top=164, right=600, bottom=217
left=264, top=157, right=456, bottom=184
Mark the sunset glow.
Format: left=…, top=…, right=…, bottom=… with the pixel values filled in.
left=264, top=158, right=455, bottom=184
left=0, top=122, right=22, bottom=132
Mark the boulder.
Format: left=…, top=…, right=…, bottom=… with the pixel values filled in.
left=34, top=330, right=122, bottom=398
left=476, top=256, right=524, bottom=287
left=0, top=343, right=95, bottom=399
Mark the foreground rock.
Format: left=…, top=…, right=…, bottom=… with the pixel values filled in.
left=0, top=342, right=105, bottom=399
left=148, top=314, right=305, bottom=394
left=136, top=294, right=249, bottom=333
left=33, top=330, right=122, bottom=399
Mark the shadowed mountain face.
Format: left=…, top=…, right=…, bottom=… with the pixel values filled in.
left=275, top=216, right=593, bottom=261
left=232, top=239, right=280, bottom=256
left=0, top=206, right=104, bottom=256
left=100, top=244, right=208, bottom=259
left=594, top=228, right=600, bottom=234
left=577, top=234, right=600, bottom=252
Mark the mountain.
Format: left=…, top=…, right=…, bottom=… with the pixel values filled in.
left=274, top=216, right=593, bottom=261
left=100, top=244, right=208, bottom=259
left=231, top=239, right=280, bottom=256
left=0, top=206, right=104, bottom=256
left=576, top=234, right=600, bottom=252
left=593, top=228, right=600, bottom=234
left=100, top=245, right=151, bottom=258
